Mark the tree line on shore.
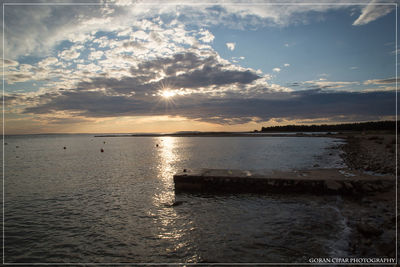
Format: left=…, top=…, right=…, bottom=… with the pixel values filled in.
left=260, top=120, right=398, bottom=132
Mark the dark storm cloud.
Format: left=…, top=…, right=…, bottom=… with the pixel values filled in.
left=77, top=76, right=154, bottom=95
left=166, top=90, right=396, bottom=123
left=135, top=52, right=217, bottom=76
left=76, top=52, right=260, bottom=94
left=23, top=88, right=396, bottom=124
left=24, top=90, right=151, bottom=117
left=19, top=52, right=395, bottom=124
left=167, top=66, right=259, bottom=88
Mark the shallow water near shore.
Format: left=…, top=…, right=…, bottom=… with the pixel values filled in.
left=4, top=134, right=349, bottom=263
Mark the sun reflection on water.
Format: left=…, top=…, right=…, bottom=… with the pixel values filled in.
left=151, top=136, right=179, bottom=208
left=152, top=136, right=180, bottom=206
left=150, top=137, right=198, bottom=259
left=157, top=137, right=178, bottom=181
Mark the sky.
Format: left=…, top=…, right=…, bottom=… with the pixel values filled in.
left=2, top=0, right=399, bottom=134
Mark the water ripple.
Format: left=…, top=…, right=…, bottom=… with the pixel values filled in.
left=4, top=135, right=347, bottom=263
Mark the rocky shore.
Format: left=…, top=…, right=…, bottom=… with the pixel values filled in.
left=338, top=133, right=397, bottom=259
left=341, top=134, right=396, bottom=175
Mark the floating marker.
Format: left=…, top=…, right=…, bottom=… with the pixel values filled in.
left=156, top=144, right=159, bottom=147
left=63, top=146, right=66, bottom=149
left=103, top=141, right=106, bottom=144
left=101, top=148, right=104, bottom=152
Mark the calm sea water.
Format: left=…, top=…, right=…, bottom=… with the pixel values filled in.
left=4, top=135, right=349, bottom=263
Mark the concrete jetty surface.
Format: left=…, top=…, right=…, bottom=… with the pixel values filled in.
left=173, top=168, right=395, bottom=194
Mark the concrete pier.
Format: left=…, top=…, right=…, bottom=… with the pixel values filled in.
left=173, top=168, right=395, bottom=195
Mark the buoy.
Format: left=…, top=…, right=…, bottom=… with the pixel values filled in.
left=16, top=146, right=19, bottom=148
left=103, top=141, right=106, bottom=144
left=101, top=148, right=104, bottom=152
left=63, top=146, right=66, bottom=149
left=156, top=144, right=159, bottom=147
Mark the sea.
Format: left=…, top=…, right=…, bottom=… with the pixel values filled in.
left=3, top=134, right=350, bottom=263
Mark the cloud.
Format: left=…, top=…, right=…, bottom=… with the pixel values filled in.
left=5, top=63, right=51, bottom=84
left=77, top=63, right=102, bottom=73
left=363, top=77, right=399, bottom=85
left=198, top=29, right=215, bottom=43
left=165, top=67, right=259, bottom=89
left=3, top=5, right=99, bottom=59
left=38, top=57, right=58, bottom=68
left=231, top=56, right=245, bottom=63
left=226, top=42, right=236, bottom=51
left=14, top=51, right=394, bottom=126
left=74, top=52, right=260, bottom=96
left=21, top=88, right=396, bottom=125
left=88, top=51, right=104, bottom=61
left=3, top=59, right=19, bottom=67
left=59, top=48, right=81, bottom=61
left=303, top=80, right=358, bottom=89
left=272, top=68, right=281, bottom=73
left=4, top=17, right=224, bottom=87
left=42, top=116, right=93, bottom=125
left=353, top=0, right=395, bottom=26
left=3, top=2, right=385, bottom=60
left=6, top=73, right=35, bottom=84
left=4, top=2, right=396, bottom=130
left=362, top=85, right=396, bottom=92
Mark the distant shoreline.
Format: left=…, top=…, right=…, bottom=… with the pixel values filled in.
left=93, top=131, right=393, bottom=138
left=94, top=133, right=340, bottom=138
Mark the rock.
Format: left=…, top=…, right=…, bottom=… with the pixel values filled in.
left=171, top=200, right=185, bottom=207
left=325, top=180, right=342, bottom=191
left=376, top=230, right=396, bottom=256
left=343, top=182, right=353, bottom=190
left=368, top=184, right=379, bottom=191
left=381, top=207, right=389, bottom=213
left=361, top=198, right=372, bottom=204
left=364, top=239, right=372, bottom=246
left=356, top=222, right=383, bottom=237
left=361, top=183, right=373, bottom=192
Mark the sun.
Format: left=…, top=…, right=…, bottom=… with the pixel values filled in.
left=161, top=90, right=176, bottom=99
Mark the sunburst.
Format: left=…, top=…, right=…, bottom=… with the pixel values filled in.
left=153, top=79, right=178, bottom=113
left=161, top=89, right=177, bottom=99
left=157, top=79, right=178, bottom=102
